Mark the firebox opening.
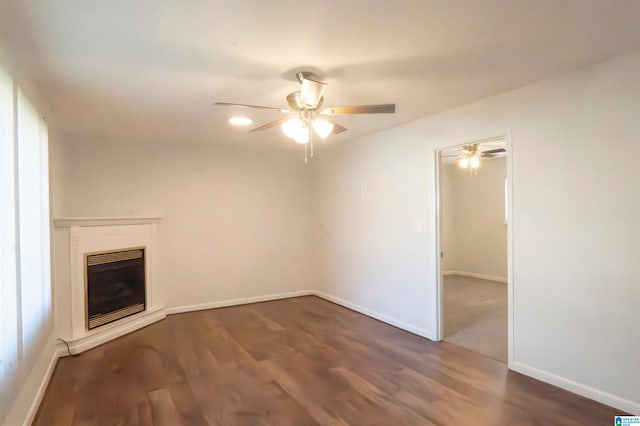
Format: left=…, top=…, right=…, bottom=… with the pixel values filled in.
left=86, top=248, right=146, bottom=330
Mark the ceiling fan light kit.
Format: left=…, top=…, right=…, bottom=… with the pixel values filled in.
left=214, top=70, right=396, bottom=162
left=445, top=144, right=506, bottom=175
left=312, top=118, right=333, bottom=139
left=458, top=155, right=480, bottom=169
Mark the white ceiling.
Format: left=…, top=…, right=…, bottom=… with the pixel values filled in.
left=2, top=1, right=640, bottom=148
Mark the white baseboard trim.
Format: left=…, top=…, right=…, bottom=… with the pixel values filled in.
left=20, top=346, right=65, bottom=426
left=3, top=340, right=65, bottom=426
left=59, top=307, right=167, bottom=355
left=511, top=361, right=639, bottom=415
left=312, top=290, right=437, bottom=341
left=164, top=290, right=316, bottom=315
left=442, top=270, right=507, bottom=283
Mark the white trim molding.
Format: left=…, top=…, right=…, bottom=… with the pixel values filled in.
left=3, top=340, right=64, bottom=426
left=433, top=130, right=514, bottom=371
left=312, top=291, right=437, bottom=341
left=442, top=270, right=507, bottom=283
left=53, top=216, right=162, bottom=227
left=166, top=289, right=437, bottom=340
left=165, top=290, right=316, bottom=315
left=21, top=346, right=65, bottom=426
left=511, top=361, right=639, bottom=415
left=57, top=307, right=166, bottom=355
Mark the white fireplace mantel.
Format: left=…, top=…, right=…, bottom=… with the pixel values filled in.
left=53, top=216, right=165, bottom=354
left=54, top=216, right=162, bottom=228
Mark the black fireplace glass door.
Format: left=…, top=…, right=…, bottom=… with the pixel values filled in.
left=87, top=255, right=146, bottom=326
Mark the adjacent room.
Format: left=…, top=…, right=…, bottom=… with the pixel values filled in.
left=1, top=1, right=639, bottom=424
left=440, top=139, right=508, bottom=363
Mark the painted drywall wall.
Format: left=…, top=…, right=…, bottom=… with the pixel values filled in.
left=51, top=138, right=316, bottom=311
left=441, top=157, right=507, bottom=280
left=312, top=49, right=640, bottom=412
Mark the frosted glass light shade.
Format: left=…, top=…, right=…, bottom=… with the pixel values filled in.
left=300, top=78, right=327, bottom=107
left=282, top=118, right=303, bottom=138
left=458, top=157, right=469, bottom=168
left=283, top=117, right=310, bottom=144
left=293, top=128, right=310, bottom=144
left=470, top=156, right=480, bottom=168
left=313, top=118, right=334, bottom=139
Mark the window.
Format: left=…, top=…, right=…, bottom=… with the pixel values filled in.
left=0, top=65, right=18, bottom=419
left=17, top=90, right=51, bottom=358
left=0, top=65, right=51, bottom=421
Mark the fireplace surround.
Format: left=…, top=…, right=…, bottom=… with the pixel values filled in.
left=53, top=217, right=165, bottom=353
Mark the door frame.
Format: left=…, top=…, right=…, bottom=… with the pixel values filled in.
left=433, top=132, right=514, bottom=367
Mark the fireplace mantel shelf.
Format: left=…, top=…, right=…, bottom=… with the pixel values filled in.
left=54, top=216, right=162, bottom=228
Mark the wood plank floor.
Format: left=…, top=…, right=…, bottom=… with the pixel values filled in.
left=35, top=296, right=623, bottom=425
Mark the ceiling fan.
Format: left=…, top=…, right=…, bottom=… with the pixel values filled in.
left=214, top=71, right=395, bottom=161
left=443, top=144, right=506, bottom=171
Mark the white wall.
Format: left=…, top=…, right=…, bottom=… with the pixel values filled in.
left=442, top=157, right=507, bottom=280
left=312, top=49, right=640, bottom=412
left=52, top=137, right=316, bottom=310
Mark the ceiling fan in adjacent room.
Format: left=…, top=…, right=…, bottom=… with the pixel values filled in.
left=443, top=144, right=506, bottom=172
left=214, top=71, right=395, bottom=161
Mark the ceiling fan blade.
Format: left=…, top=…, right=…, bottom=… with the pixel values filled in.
left=214, top=102, right=288, bottom=112
left=250, top=117, right=289, bottom=132
left=300, top=78, right=327, bottom=108
left=480, top=148, right=506, bottom=155
left=320, top=104, right=396, bottom=115
left=327, top=120, right=347, bottom=134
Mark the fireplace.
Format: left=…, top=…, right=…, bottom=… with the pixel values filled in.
left=86, top=248, right=146, bottom=330
left=53, top=216, right=164, bottom=353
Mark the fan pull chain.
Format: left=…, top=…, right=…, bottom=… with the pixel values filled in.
left=304, top=143, right=308, bottom=163
left=310, top=128, right=314, bottom=158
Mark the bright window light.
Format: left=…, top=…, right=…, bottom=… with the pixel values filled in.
left=0, top=65, right=51, bottom=421
left=17, top=89, right=51, bottom=358
left=0, top=65, right=18, bottom=414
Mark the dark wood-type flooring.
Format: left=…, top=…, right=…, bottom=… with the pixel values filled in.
left=35, top=296, right=622, bottom=425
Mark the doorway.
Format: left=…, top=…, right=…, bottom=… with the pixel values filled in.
left=436, top=136, right=512, bottom=364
